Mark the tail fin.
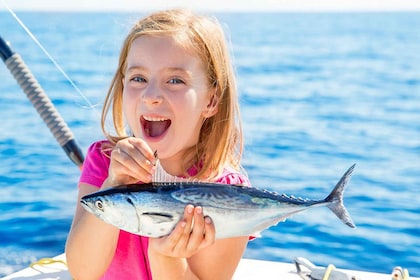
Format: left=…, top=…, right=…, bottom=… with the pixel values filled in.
left=325, top=164, right=356, bottom=228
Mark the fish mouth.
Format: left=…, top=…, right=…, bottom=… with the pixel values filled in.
left=80, top=199, right=93, bottom=214
left=141, top=115, right=171, bottom=138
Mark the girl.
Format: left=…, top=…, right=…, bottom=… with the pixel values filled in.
left=66, top=9, right=250, bottom=279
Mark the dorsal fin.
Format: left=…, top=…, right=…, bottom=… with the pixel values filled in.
left=152, top=159, right=192, bottom=183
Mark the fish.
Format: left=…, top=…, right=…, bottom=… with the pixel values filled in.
left=80, top=164, right=356, bottom=239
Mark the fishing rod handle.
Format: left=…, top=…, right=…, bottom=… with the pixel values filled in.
left=0, top=36, right=13, bottom=61
left=3, top=52, right=84, bottom=167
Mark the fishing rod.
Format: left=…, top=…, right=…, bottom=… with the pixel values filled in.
left=0, top=35, right=84, bottom=168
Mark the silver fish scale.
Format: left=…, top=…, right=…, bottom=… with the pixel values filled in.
left=169, top=185, right=315, bottom=209
left=279, top=193, right=311, bottom=203
left=243, top=186, right=315, bottom=206
left=170, top=187, right=255, bottom=209
left=260, top=187, right=311, bottom=202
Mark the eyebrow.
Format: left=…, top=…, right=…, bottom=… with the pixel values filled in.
left=125, top=66, right=146, bottom=74
left=126, top=66, right=192, bottom=77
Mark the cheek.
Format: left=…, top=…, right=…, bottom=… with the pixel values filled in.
left=122, top=84, right=137, bottom=103
left=122, top=89, right=139, bottom=128
left=178, top=102, right=206, bottom=138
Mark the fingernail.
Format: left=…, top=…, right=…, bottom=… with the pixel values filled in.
left=205, top=217, right=212, bottom=224
left=187, top=205, right=194, bottom=214
left=196, top=206, right=202, bottom=214
left=152, top=150, right=158, bottom=166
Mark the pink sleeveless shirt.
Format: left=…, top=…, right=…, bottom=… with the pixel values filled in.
left=79, top=140, right=250, bottom=279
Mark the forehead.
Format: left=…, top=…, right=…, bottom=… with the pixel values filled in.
left=126, top=35, right=202, bottom=69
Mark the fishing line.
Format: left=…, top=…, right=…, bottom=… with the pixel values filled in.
left=1, top=0, right=99, bottom=115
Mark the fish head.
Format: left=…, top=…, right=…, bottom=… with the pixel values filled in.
left=80, top=192, right=141, bottom=234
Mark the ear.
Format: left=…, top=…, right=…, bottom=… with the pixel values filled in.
left=203, top=92, right=219, bottom=118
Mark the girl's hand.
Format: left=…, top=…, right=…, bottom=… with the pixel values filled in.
left=149, top=205, right=216, bottom=259
left=106, top=137, right=156, bottom=187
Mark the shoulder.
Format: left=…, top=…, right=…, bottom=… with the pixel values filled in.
left=83, top=140, right=113, bottom=168
left=215, top=166, right=251, bottom=187
left=86, top=140, right=113, bottom=157
left=79, top=140, right=113, bottom=188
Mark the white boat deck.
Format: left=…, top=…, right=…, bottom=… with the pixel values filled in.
left=1, top=254, right=417, bottom=280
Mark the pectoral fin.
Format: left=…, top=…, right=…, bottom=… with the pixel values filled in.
left=140, top=212, right=177, bottom=238
left=141, top=212, right=174, bottom=224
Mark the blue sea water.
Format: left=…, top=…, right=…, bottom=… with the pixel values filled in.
left=0, top=11, right=419, bottom=277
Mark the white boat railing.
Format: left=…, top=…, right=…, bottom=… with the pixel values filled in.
left=1, top=254, right=417, bottom=280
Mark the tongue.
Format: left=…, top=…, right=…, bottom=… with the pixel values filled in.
left=145, top=120, right=171, bottom=137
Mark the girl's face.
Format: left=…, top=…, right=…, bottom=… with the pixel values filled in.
left=122, top=35, right=215, bottom=172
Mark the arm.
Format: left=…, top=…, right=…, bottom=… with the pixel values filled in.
left=188, top=236, right=249, bottom=279
left=148, top=205, right=249, bottom=280
left=66, top=138, right=156, bottom=279
left=65, top=180, right=120, bottom=279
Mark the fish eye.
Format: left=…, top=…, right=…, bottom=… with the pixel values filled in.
left=95, top=199, right=104, bottom=211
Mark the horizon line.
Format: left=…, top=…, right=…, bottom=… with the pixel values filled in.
left=1, top=1, right=420, bottom=13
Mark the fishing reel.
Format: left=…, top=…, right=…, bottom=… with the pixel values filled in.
left=295, top=257, right=358, bottom=280
left=294, top=257, right=411, bottom=280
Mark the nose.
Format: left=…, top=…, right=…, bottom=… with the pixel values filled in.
left=142, top=81, right=163, bottom=106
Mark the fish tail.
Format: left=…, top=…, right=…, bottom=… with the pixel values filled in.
left=324, top=164, right=356, bottom=228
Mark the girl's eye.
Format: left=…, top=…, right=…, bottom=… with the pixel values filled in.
left=131, top=76, right=147, bottom=83
left=168, top=78, right=185, bottom=85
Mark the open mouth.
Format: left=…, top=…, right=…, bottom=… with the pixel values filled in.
left=141, top=115, right=171, bottom=138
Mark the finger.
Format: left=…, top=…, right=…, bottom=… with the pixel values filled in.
left=199, top=216, right=216, bottom=250
left=111, top=147, right=151, bottom=183
left=111, top=139, right=155, bottom=182
left=118, top=139, right=155, bottom=173
left=176, top=204, right=195, bottom=248
left=159, top=205, right=192, bottom=253
left=187, top=206, right=206, bottom=251
left=109, top=148, right=136, bottom=182
left=127, top=138, right=156, bottom=166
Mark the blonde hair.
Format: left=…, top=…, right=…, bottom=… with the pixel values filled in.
left=101, top=9, right=243, bottom=179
